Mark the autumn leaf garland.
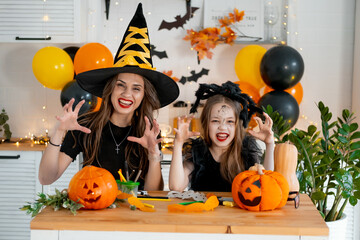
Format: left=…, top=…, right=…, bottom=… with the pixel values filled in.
left=183, top=8, right=245, bottom=60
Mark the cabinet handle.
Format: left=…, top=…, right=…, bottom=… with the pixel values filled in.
left=15, top=36, right=51, bottom=41
left=0, top=155, right=20, bottom=159
left=160, top=160, right=171, bottom=165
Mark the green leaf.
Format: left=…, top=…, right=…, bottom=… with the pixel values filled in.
left=342, top=191, right=351, bottom=198
left=354, top=178, right=360, bottom=189
left=350, top=141, right=360, bottom=150
left=349, top=196, right=358, bottom=206
left=312, top=191, right=326, bottom=200
left=350, top=123, right=358, bottom=132
left=350, top=150, right=360, bottom=161
left=354, top=191, right=360, bottom=199
left=350, top=132, right=360, bottom=140
left=335, top=170, right=353, bottom=191
left=337, top=136, right=348, bottom=143
left=308, top=125, right=317, bottom=135
left=342, top=124, right=350, bottom=133
left=338, top=128, right=348, bottom=136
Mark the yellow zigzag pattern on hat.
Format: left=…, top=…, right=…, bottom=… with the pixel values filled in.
left=114, top=26, right=155, bottom=70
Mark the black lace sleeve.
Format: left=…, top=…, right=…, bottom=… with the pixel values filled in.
left=241, top=135, right=262, bottom=170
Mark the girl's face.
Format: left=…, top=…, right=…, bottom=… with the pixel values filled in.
left=208, top=103, right=236, bottom=149
left=111, top=72, right=145, bottom=118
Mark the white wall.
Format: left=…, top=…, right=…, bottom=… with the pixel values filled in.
left=0, top=0, right=356, bottom=139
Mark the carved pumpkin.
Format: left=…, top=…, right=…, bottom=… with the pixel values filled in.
left=274, top=142, right=299, bottom=198
left=68, top=165, right=118, bottom=209
left=232, top=163, right=289, bottom=211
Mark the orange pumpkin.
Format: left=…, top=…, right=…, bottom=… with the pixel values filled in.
left=232, top=164, right=289, bottom=211
left=68, top=166, right=118, bottom=209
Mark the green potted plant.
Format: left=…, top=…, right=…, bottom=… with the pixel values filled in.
left=0, top=108, right=12, bottom=141
left=265, top=101, right=360, bottom=222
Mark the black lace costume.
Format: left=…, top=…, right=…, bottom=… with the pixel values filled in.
left=185, top=137, right=262, bottom=192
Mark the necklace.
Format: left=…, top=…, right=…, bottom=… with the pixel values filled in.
left=108, top=122, right=132, bottom=154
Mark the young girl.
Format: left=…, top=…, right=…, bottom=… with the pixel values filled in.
left=38, top=3, right=179, bottom=191
left=169, top=81, right=274, bottom=192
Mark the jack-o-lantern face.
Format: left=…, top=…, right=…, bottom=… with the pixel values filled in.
left=68, top=166, right=118, bottom=210
left=238, top=179, right=262, bottom=207
left=232, top=165, right=289, bottom=211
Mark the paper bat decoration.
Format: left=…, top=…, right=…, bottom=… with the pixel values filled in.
left=158, top=0, right=199, bottom=30
left=179, top=68, right=209, bottom=85
left=150, top=45, right=168, bottom=59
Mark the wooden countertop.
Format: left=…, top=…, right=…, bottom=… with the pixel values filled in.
left=30, top=192, right=328, bottom=236
left=0, top=141, right=46, bottom=151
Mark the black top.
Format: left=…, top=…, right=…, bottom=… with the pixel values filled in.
left=186, top=136, right=262, bottom=192
left=60, top=121, right=145, bottom=189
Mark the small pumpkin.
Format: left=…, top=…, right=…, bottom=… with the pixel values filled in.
left=231, top=163, right=289, bottom=211
left=274, top=142, right=299, bottom=198
left=68, top=165, right=118, bottom=209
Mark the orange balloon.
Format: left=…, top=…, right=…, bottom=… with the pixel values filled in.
left=92, top=97, right=102, bottom=112
left=74, top=43, right=114, bottom=74
left=263, top=83, right=303, bottom=105
left=234, top=81, right=261, bottom=103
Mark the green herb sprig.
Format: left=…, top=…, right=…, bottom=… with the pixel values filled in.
left=20, top=189, right=84, bottom=217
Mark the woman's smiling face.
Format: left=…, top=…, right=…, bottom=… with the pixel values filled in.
left=111, top=72, right=145, bottom=118
left=208, top=102, right=236, bottom=148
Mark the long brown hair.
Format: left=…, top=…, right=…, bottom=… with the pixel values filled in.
left=79, top=74, right=160, bottom=180
left=200, top=95, right=246, bottom=183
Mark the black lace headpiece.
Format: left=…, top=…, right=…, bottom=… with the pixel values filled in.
left=189, top=81, right=263, bottom=128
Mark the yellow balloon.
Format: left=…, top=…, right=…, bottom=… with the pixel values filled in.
left=32, top=46, right=74, bottom=90
left=234, top=45, right=267, bottom=90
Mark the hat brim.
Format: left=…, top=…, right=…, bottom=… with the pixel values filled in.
left=75, top=66, right=179, bottom=108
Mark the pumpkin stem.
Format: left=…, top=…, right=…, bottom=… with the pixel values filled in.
left=249, top=163, right=265, bottom=175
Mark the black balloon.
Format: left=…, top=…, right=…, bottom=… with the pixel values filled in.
left=258, top=90, right=299, bottom=128
left=260, top=45, right=304, bottom=90
left=60, top=80, right=97, bottom=115
left=63, top=46, right=79, bottom=63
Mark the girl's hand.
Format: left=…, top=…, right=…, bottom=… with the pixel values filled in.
left=174, top=115, right=200, bottom=143
left=247, top=113, right=274, bottom=145
left=55, top=98, right=91, bottom=134
left=127, top=116, right=162, bottom=156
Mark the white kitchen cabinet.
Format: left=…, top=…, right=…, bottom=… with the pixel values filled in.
left=0, top=150, right=42, bottom=240
left=0, top=148, right=80, bottom=240
left=0, top=0, right=87, bottom=43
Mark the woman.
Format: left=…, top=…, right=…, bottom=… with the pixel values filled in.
left=169, top=81, right=274, bottom=192
left=39, top=3, right=179, bottom=191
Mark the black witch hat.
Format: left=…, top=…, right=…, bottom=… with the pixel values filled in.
left=76, top=3, right=179, bottom=108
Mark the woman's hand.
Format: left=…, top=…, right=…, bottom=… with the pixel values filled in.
left=247, top=113, right=274, bottom=145
left=174, top=115, right=200, bottom=143
left=127, top=116, right=162, bottom=157
left=56, top=98, right=91, bottom=134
